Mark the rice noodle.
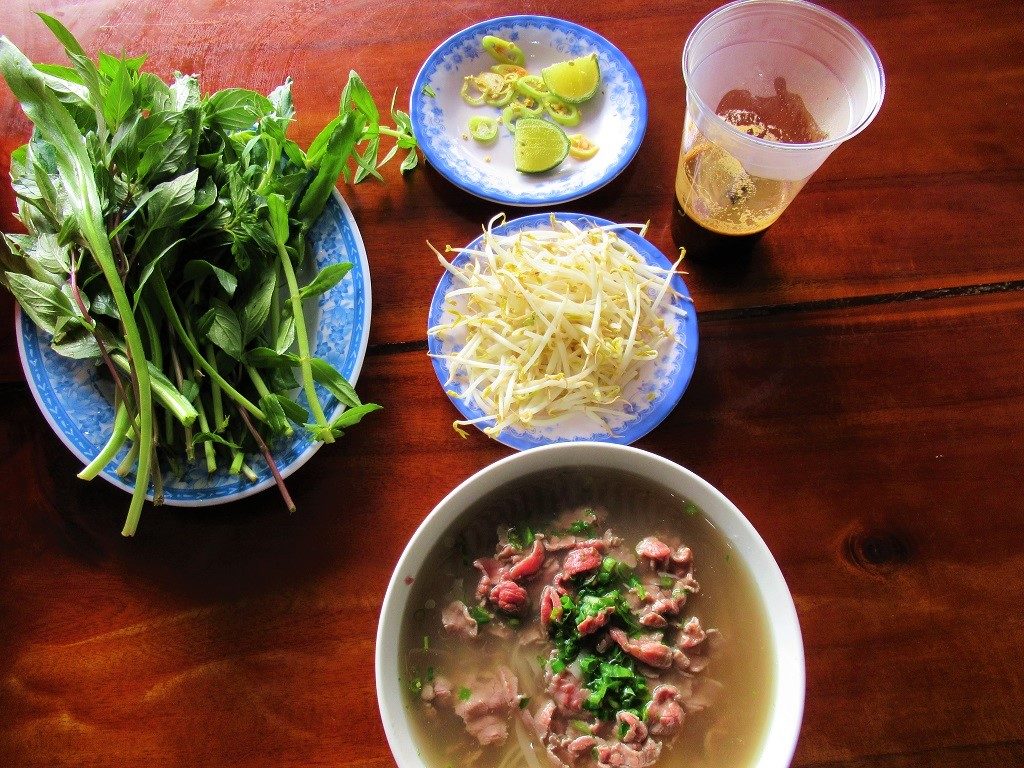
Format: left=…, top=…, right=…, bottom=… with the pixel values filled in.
left=429, top=214, right=687, bottom=438
left=514, top=715, right=548, bottom=768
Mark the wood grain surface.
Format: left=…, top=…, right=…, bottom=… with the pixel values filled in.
left=1, top=0, right=1022, bottom=767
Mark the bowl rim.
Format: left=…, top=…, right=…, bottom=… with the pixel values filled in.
left=375, top=442, right=805, bottom=768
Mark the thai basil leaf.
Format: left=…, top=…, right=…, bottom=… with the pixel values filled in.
left=199, top=298, right=243, bottom=360
left=297, top=113, right=357, bottom=231
left=204, top=88, right=273, bottom=132
left=259, top=393, right=292, bottom=435
left=4, top=271, right=76, bottom=334
left=329, top=402, right=381, bottom=433
left=275, top=316, right=295, bottom=354
left=309, top=357, right=360, bottom=408
left=142, top=169, right=198, bottom=232
left=182, top=258, right=238, bottom=297
left=240, top=265, right=276, bottom=342
left=102, top=57, right=133, bottom=130
left=298, top=262, right=351, bottom=300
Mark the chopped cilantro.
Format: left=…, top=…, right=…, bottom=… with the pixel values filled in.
left=518, top=695, right=530, bottom=709
left=457, top=686, right=472, bottom=702
left=569, top=519, right=595, bottom=536
left=542, top=551, right=653, bottom=723
left=426, top=667, right=435, bottom=683
left=627, top=575, right=647, bottom=600
left=506, top=525, right=536, bottom=550
left=660, top=575, right=675, bottom=589
left=408, top=676, right=423, bottom=695
left=468, top=605, right=493, bottom=625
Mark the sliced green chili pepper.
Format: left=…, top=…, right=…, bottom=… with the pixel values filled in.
left=482, top=35, right=525, bottom=66
left=469, top=115, right=499, bottom=142
left=461, top=76, right=487, bottom=106
left=485, top=83, right=515, bottom=107
left=515, top=74, right=550, bottom=101
left=568, top=133, right=599, bottom=159
left=491, top=64, right=528, bottom=82
left=544, top=96, right=581, bottom=127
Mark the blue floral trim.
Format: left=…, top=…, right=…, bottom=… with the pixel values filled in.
left=427, top=213, right=699, bottom=450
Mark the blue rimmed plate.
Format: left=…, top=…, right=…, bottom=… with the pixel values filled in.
left=15, top=189, right=371, bottom=507
left=411, top=16, right=648, bottom=207
left=427, top=213, right=698, bottom=450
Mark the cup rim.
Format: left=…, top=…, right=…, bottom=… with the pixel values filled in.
left=682, top=0, right=886, bottom=153
left=375, top=442, right=806, bottom=768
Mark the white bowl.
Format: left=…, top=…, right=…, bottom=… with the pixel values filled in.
left=375, top=442, right=804, bottom=768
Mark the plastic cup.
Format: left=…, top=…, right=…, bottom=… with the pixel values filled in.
left=675, top=0, right=884, bottom=239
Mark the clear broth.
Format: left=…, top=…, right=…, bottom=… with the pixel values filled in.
left=400, top=467, right=776, bottom=768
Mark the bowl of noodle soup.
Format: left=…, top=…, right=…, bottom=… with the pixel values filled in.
left=376, top=442, right=803, bottom=768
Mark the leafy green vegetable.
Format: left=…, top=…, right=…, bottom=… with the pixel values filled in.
left=0, top=17, right=418, bottom=534
left=545, top=552, right=652, bottom=722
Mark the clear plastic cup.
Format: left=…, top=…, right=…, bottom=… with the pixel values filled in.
left=675, top=0, right=884, bottom=237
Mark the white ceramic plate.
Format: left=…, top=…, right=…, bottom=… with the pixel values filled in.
left=427, top=213, right=698, bottom=449
left=410, top=15, right=648, bottom=206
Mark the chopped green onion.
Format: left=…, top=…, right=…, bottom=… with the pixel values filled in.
left=469, top=605, right=493, bottom=625
left=422, top=85, right=436, bottom=97
left=569, top=519, right=595, bottom=536
left=457, top=686, right=472, bottom=702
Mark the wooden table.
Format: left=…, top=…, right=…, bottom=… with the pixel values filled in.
left=1, top=0, right=1022, bottom=766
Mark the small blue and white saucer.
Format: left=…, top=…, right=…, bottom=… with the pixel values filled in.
left=411, top=16, right=648, bottom=207
left=427, top=213, right=698, bottom=450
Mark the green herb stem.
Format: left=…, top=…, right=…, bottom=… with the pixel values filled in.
left=193, top=389, right=217, bottom=474
left=78, top=402, right=131, bottom=480
left=168, top=342, right=195, bottom=462
left=152, top=269, right=266, bottom=423
left=109, top=351, right=197, bottom=428
left=206, top=343, right=225, bottom=430
left=115, top=436, right=140, bottom=478
left=273, top=232, right=332, bottom=442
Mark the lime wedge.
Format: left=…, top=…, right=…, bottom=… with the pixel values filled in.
left=514, top=117, right=570, bottom=173
left=541, top=53, right=601, bottom=104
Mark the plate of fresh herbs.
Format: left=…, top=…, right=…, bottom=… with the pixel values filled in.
left=0, top=15, right=418, bottom=534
